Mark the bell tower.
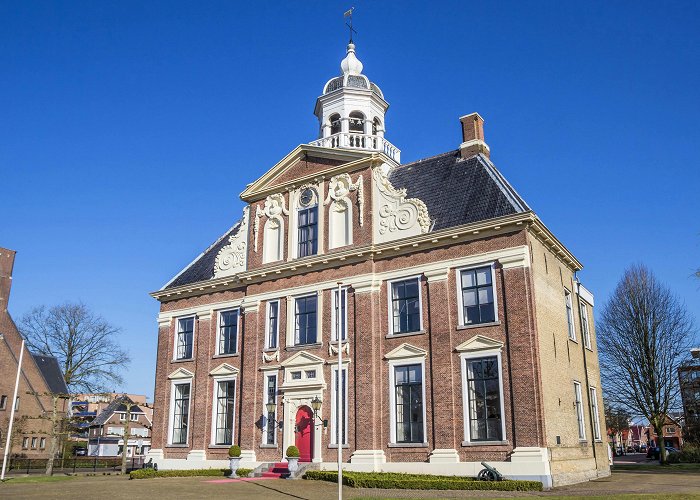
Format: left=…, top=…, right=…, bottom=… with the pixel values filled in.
left=310, top=42, right=400, bottom=162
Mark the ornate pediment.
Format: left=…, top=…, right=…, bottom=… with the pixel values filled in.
left=214, top=206, right=249, bottom=278
left=455, top=335, right=504, bottom=353
left=372, top=163, right=430, bottom=243
left=209, top=363, right=239, bottom=377
left=384, top=343, right=428, bottom=360
left=168, top=367, right=194, bottom=380
left=324, top=173, right=364, bottom=227
left=281, top=351, right=325, bottom=367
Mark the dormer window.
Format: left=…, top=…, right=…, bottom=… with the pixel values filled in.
left=297, top=188, right=318, bottom=258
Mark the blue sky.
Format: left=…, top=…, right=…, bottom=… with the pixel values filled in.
left=2, top=1, right=699, bottom=399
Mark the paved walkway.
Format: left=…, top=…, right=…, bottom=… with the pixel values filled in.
left=1, top=469, right=700, bottom=499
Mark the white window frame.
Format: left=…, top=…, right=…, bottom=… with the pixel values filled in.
left=265, top=300, right=280, bottom=350
left=460, top=350, right=507, bottom=444
left=387, top=275, right=424, bottom=336
left=216, top=308, right=241, bottom=356
left=290, top=292, right=322, bottom=346
left=590, top=386, right=601, bottom=441
left=565, top=289, right=576, bottom=341
left=580, top=302, right=591, bottom=350
left=261, top=371, right=278, bottom=446
left=130, top=413, right=139, bottom=422
left=331, top=287, right=349, bottom=342
left=173, top=316, right=196, bottom=361
left=118, top=412, right=126, bottom=421
left=210, top=375, right=238, bottom=446
left=574, top=381, right=586, bottom=441
left=388, top=357, right=428, bottom=445
left=331, top=366, right=349, bottom=446
left=294, top=187, right=320, bottom=259
left=455, top=263, right=499, bottom=327
left=167, top=380, right=192, bottom=445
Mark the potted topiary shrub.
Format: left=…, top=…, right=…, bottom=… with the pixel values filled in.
left=285, top=445, right=300, bottom=476
left=228, top=445, right=242, bottom=478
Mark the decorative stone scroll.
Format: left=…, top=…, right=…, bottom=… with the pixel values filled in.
left=214, top=206, right=249, bottom=278
left=262, top=350, right=280, bottom=363
left=324, top=173, right=364, bottom=227
left=254, top=193, right=289, bottom=252
left=328, top=342, right=350, bottom=357
left=372, top=164, right=430, bottom=243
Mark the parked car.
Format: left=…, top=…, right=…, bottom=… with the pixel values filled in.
left=627, top=446, right=635, bottom=453
left=73, top=446, right=87, bottom=456
left=666, top=446, right=679, bottom=454
left=640, top=444, right=647, bottom=452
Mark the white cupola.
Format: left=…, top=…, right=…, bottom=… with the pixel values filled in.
left=311, top=42, right=400, bottom=162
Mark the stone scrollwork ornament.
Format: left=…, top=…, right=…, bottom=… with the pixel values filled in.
left=328, top=342, right=350, bottom=357
left=262, top=350, right=280, bottom=363
left=214, top=206, right=250, bottom=277
left=372, top=165, right=430, bottom=242
left=253, top=193, right=289, bottom=252
left=324, top=173, right=364, bottom=226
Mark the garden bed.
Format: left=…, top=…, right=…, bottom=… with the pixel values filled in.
left=129, top=468, right=252, bottom=479
left=303, top=470, right=542, bottom=491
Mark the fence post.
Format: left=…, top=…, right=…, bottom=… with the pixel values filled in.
left=26, top=458, right=30, bottom=475
left=93, top=456, right=97, bottom=472
left=73, top=457, right=77, bottom=473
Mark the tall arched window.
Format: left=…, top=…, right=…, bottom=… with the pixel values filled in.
left=329, top=113, right=341, bottom=135
left=349, top=111, right=364, bottom=133
left=297, top=188, right=318, bottom=258
left=372, top=117, right=381, bottom=135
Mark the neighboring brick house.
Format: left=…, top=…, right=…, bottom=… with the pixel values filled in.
left=146, top=42, right=609, bottom=487
left=87, top=396, right=152, bottom=457
left=647, top=415, right=684, bottom=450
left=0, top=247, right=69, bottom=459
left=679, top=348, right=700, bottom=443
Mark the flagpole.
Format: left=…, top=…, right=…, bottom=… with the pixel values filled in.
left=337, top=281, right=343, bottom=500
left=1, top=338, right=25, bottom=481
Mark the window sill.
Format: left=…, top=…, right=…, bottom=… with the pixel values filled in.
left=213, top=353, right=239, bottom=359
left=386, top=330, right=425, bottom=339
left=569, top=338, right=579, bottom=344
left=208, top=445, right=233, bottom=449
left=171, top=358, right=194, bottom=364
left=327, top=444, right=350, bottom=449
left=461, top=440, right=509, bottom=447
left=260, top=444, right=278, bottom=449
left=585, top=346, right=593, bottom=352
left=285, top=343, right=323, bottom=352
left=457, top=321, right=501, bottom=330
left=165, top=444, right=189, bottom=448
left=388, top=442, right=429, bottom=448
left=263, top=348, right=279, bottom=353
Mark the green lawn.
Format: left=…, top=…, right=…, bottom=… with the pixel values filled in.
left=1, top=475, right=76, bottom=484
left=613, top=463, right=700, bottom=472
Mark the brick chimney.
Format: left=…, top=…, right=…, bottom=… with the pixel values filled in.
left=459, top=112, right=490, bottom=159
left=0, top=247, right=16, bottom=312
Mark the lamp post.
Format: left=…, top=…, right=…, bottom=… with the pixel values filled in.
left=1, top=336, right=25, bottom=481
left=336, top=281, right=343, bottom=500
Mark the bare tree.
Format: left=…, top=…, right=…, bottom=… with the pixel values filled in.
left=605, top=401, right=631, bottom=455
left=598, top=264, right=696, bottom=464
left=19, top=303, right=129, bottom=392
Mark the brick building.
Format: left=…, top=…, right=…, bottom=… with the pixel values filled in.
left=146, top=42, right=609, bottom=487
left=679, top=348, right=700, bottom=443
left=0, top=247, right=69, bottom=459
left=86, top=395, right=152, bottom=457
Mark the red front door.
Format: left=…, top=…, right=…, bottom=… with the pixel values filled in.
left=295, top=406, right=314, bottom=462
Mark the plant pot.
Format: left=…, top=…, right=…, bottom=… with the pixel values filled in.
left=286, top=457, right=299, bottom=476
left=228, top=456, right=241, bottom=478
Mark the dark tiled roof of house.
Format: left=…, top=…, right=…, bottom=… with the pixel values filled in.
left=90, top=396, right=144, bottom=427
left=388, top=151, right=529, bottom=231
left=32, top=354, right=69, bottom=395
left=159, top=151, right=530, bottom=291
left=164, top=220, right=242, bottom=290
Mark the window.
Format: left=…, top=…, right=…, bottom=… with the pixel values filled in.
left=266, top=300, right=280, bottom=350
left=590, top=387, right=601, bottom=441
left=0, top=395, right=6, bottom=410
left=22, top=437, right=28, bottom=449
left=119, top=412, right=126, bottom=421
left=39, top=437, right=46, bottom=449
left=31, top=437, right=37, bottom=448
left=394, top=364, right=424, bottom=443
left=297, top=206, right=318, bottom=257
left=171, top=383, right=190, bottom=445
left=295, top=295, right=318, bottom=345
left=565, top=290, right=576, bottom=341
left=265, top=374, right=277, bottom=445
left=465, top=356, right=503, bottom=441
left=332, top=288, right=347, bottom=341
left=176, top=317, right=194, bottom=360
left=305, top=370, right=316, bottom=379
left=291, top=371, right=302, bottom=380
left=667, top=427, right=676, bottom=434
left=459, top=266, right=496, bottom=325
left=580, top=302, right=591, bottom=349
left=131, top=413, right=139, bottom=422
left=214, top=380, right=236, bottom=445
left=390, top=278, right=421, bottom=334
left=14, top=397, right=19, bottom=411
left=218, top=310, right=239, bottom=355
left=332, top=367, right=348, bottom=445
left=574, top=381, right=586, bottom=440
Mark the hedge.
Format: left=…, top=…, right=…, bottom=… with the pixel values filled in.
left=303, top=470, right=542, bottom=491
left=130, top=468, right=229, bottom=479
left=236, top=468, right=253, bottom=478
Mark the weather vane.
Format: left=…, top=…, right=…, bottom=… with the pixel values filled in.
left=344, top=7, right=357, bottom=43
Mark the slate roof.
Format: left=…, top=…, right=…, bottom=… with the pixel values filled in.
left=32, top=354, right=69, bottom=395
left=388, top=151, right=529, bottom=231
left=163, top=220, right=242, bottom=290
left=90, top=395, right=144, bottom=427
left=160, top=150, right=530, bottom=291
